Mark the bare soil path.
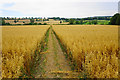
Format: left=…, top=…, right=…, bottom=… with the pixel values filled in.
left=35, top=27, right=79, bottom=78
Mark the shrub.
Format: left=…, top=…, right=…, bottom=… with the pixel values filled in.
left=43, top=23, right=47, bottom=25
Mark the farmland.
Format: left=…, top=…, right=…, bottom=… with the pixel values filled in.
left=0, top=26, right=1, bottom=79
left=53, top=25, right=118, bottom=78
left=1, top=25, right=119, bottom=78
left=2, top=25, right=49, bottom=78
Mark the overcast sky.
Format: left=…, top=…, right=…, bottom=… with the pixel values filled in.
left=0, top=0, right=119, bottom=18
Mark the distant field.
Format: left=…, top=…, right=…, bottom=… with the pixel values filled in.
left=4, top=19, right=69, bottom=25
left=53, top=25, right=118, bottom=78
left=80, top=20, right=110, bottom=25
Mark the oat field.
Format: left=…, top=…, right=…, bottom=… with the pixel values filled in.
left=1, top=25, right=119, bottom=78
left=53, top=25, right=119, bottom=78
left=2, top=25, right=49, bottom=78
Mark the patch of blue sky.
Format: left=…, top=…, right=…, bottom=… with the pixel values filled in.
left=3, top=2, right=15, bottom=8
left=1, top=9, right=24, bottom=17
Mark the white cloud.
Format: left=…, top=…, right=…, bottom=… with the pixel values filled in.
left=0, top=0, right=119, bottom=17
left=0, top=11, right=2, bottom=16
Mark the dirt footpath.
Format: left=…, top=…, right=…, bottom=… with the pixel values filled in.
left=35, top=28, right=79, bottom=78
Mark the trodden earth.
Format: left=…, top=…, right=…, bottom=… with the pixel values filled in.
left=33, top=27, right=83, bottom=78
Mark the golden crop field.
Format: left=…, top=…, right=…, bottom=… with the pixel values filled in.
left=0, top=27, right=1, bottom=79
left=2, top=25, right=49, bottom=78
left=53, top=25, right=118, bottom=78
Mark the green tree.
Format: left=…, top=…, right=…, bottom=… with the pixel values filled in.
left=60, top=20, right=62, bottom=24
left=38, top=23, right=42, bottom=25
left=14, top=20, right=17, bottom=23
left=80, top=20, right=83, bottom=24
left=110, top=13, right=120, bottom=25
left=116, top=15, right=120, bottom=25
left=30, top=19, right=34, bottom=24
left=76, top=21, right=80, bottom=24
left=92, top=20, right=97, bottom=25
left=6, top=23, right=10, bottom=25
left=2, top=19, right=6, bottom=25
left=69, top=19, right=75, bottom=24
left=36, top=19, right=38, bottom=21
left=43, top=23, right=47, bottom=25
left=7, top=17, right=9, bottom=20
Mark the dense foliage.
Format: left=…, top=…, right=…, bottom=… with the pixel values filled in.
left=110, top=13, right=120, bottom=25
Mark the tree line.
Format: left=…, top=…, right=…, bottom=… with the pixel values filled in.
left=69, top=13, right=120, bottom=25
left=1, top=13, right=120, bottom=25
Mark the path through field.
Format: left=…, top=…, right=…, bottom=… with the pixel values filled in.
left=35, top=27, right=79, bottom=78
